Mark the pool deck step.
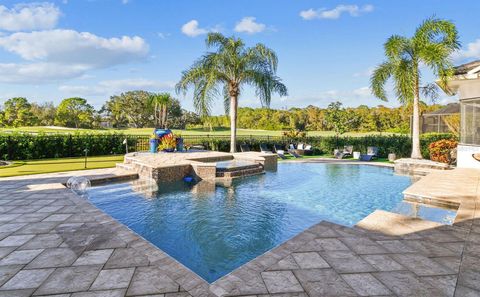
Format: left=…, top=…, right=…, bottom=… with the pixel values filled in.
left=116, top=163, right=134, bottom=172
left=216, top=165, right=264, bottom=178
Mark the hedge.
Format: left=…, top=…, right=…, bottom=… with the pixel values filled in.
left=0, top=133, right=146, bottom=160
left=0, top=132, right=457, bottom=160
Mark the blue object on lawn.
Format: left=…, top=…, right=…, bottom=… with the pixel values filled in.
left=149, top=139, right=158, bottom=153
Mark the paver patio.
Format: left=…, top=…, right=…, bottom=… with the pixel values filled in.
left=0, top=165, right=478, bottom=296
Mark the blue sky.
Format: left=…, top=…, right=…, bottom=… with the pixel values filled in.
left=0, top=0, right=479, bottom=114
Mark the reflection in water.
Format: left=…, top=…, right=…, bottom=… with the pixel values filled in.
left=392, top=201, right=457, bottom=225
left=87, top=163, right=412, bottom=282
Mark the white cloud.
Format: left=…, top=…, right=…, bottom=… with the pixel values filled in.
left=353, top=86, right=371, bottom=97
left=300, top=4, right=374, bottom=20
left=234, top=17, right=266, bottom=34
left=0, top=30, right=148, bottom=64
left=0, top=2, right=61, bottom=31
left=0, top=62, right=88, bottom=84
left=0, top=29, right=149, bottom=83
left=157, top=32, right=170, bottom=39
left=181, top=20, right=207, bottom=37
left=59, top=79, right=175, bottom=96
left=181, top=20, right=220, bottom=37
left=453, top=38, right=480, bottom=61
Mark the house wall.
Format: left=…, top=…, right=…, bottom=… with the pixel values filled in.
left=451, top=79, right=480, bottom=169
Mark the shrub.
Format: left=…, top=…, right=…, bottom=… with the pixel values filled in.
left=429, top=139, right=458, bottom=164
left=0, top=132, right=457, bottom=161
left=0, top=133, right=145, bottom=160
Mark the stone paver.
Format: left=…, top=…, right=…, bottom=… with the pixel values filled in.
left=1, top=269, right=54, bottom=290
left=261, top=271, right=303, bottom=294
left=73, top=249, right=113, bottom=266
left=26, top=248, right=78, bottom=269
left=341, top=273, right=392, bottom=296
left=90, top=268, right=135, bottom=290
left=34, top=265, right=102, bottom=295
left=0, top=166, right=478, bottom=297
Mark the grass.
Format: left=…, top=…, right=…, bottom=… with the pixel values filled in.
left=0, top=155, right=124, bottom=177
left=0, top=153, right=393, bottom=177
left=0, top=126, right=398, bottom=137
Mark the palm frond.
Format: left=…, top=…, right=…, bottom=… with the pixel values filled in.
left=370, top=62, right=394, bottom=101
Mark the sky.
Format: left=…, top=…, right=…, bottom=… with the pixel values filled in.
left=0, top=0, right=479, bottom=115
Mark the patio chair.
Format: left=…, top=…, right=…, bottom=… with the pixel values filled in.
left=273, top=144, right=287, bottom=159
left=240, top=144, right=250, bottom=152
left=288, top=148, right=302, bottom=158
left=334, top=145, right=353, bottom=159
left=260, top=144, right=272, bottom=153
left=304, top=144, right=314, bottom=156
left=360, top=146, right=379, bottom=161
left=343, top=145, right=354, bottom=157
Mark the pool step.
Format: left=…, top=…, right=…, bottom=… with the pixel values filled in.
left=116, top=163, right=134, bottom=172
left=216, top=164, right=264, bottom=178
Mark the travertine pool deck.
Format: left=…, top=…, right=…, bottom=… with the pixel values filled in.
left=0, top=163, right=479, bottom=296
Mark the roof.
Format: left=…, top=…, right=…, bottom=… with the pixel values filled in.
left=454, top=60, right=480, bottom=75
left=424, top=103, right=460, bottom=115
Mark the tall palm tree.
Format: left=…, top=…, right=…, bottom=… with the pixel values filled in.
left=148, top=93, right=172, bottom=128
left=176, top=33, right=288, bottom=152
left=370, top=17, right=460, bottom=159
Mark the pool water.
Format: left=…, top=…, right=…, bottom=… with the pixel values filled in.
left=87, top=163, right=412, bottom=282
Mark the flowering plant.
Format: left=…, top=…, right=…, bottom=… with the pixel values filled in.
left=428, top=139, right=458, bottom=164
left=158, top=133, right=177, bottom=151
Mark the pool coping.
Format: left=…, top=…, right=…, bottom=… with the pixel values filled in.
left=0, top=162, right=479, bottom=296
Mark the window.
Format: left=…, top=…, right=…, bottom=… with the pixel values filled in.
left=461, top=97, right=480, bottom=145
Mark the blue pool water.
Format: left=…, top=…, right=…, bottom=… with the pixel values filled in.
left=87, top=163, right=412, bottom=282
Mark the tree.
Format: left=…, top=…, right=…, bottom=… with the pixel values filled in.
left=324, top=102, right=350, bottom=136
left=104, top=91, right=152, bottom=128
left=176, top=32, right=288, bottom=152
left=3, top=97, right=36, bottom=127
left=55, top=97, right=95, bottom=128
left=148, top=93, right=173, bottom=128
left=30, top=102, right=56, bottom=126
left=370, top=17, right=460, bottom=159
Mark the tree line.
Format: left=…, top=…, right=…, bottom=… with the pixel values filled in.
left=0, top=91, right=201, bottom=129
left=202, top=101, right=442, bottom=134
left=0, top=91, right=444, bottom=134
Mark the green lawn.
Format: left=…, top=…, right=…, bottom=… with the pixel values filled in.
left=0, top=155, right=124, bottom=177
left=0, top=153, right=393, bottom=177
left=0, top=126, right=398, bottom=137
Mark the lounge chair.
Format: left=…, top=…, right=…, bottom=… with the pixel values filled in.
left=274, top=144, right=287, bottom=159
left=240, top=144, right=250, bottom=152
left=260, top=144, right=271, bottom=153
left=304, top=144, right=313, bottom=156
left=293, top=143, right=314, bottom=156
left=360, top=146, right=379, bottom=161
left=287, top=145, right=302, bottom=158
left=335, top=145, right=353, bottom=159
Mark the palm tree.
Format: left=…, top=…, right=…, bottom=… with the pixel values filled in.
left=176, top=33, right=288, bottom=152
left=148, top=93, right=172, bottom=129
left=370, top=17, right=460, bottom=159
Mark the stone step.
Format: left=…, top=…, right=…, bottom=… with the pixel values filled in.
left=116, top=163, right=134, bottom=172
left=216, top=165, right=264, bottom=178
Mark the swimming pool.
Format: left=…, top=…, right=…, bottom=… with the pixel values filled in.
left=87, top=163, right=412, bottom=282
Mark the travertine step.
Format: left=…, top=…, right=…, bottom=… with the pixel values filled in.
left=116, top=163, right=134, bottom=172
left=216, top=165, right=264, bottom=178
